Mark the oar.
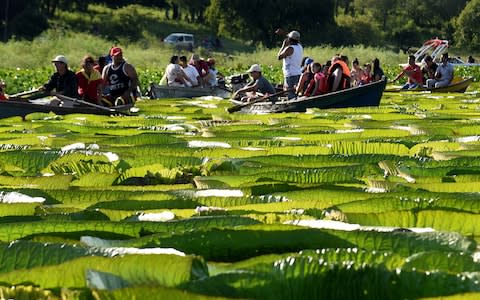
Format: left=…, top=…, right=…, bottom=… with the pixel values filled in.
left=227, top=89, right=289, bottom=113
left=8, top=88, right=42, bottom=99
left=55, top=94, right=128, bottom=115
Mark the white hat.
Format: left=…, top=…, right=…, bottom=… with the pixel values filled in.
left=51, top=55, right=68, bottom=64
left=247, top=64, right=262, bottom=73
left=287, top=30, right=300, bottom=40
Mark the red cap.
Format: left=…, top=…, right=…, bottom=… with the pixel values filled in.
left=110, top=47, right=122, bottom=57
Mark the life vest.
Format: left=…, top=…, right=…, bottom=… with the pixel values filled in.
left=327, top=61, right=351, bottom=91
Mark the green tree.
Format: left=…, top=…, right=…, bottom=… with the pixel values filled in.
left=206, top=0, right=335, bottom=47
left=454, top=0, right=480, bottom=51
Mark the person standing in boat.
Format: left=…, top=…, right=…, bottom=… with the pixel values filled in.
left=232, top=64, right=277, bottom=102
left=277, top=30, right=303, bottom=99
left=76, top=56, right=103, bottom=105
left=41, top=55, right=78, bottom=98
left=391, top=55, right=423, bottom=90
left=102, top=47, right=139, bottom=106
left=426, top=53, right=454, bottom=89
left=179, top=55, right=201, bottom=87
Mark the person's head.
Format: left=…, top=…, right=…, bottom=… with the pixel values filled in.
left=441, top=52, right=449, bottom=64
left=207, top=58, right=215, bottom=67
left=312, top=62, right=322, bottom=73
left=246, top=64, right=262, bottom=80
left=331, top=55, right=340, bottom=64
left=98, top=56, right=107, bottom=67
left=408, top=55, right=416, bottom=65
left=364, top=63, right=372, bottom=72
left=51, top=55, right=68, bottom=74
left=110, top=47, right=123, bottom=64
left=179, top=55, right=188, bottom=67
left=190, top=54, right=200, bottom=65
left=424, top=55, right=433, bottom=66
left=170, top=55, right=179, bottom=64
left=287, top=30, right=300, bottom=45
left=352, top=58, right=359, bottom=68
left=81, top=55, right=95, bottom=72
left=340, top=55, right=349, bottom=64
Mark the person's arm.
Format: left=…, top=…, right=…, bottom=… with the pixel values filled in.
left=232, top=81, right=257, bottom=99
left=124, top=63, right=139, bottom=100
left=42, top=73, right=57, bottom=94
left=391, top=70, right=405, bottom=82
left=277, top=39, right=293, bottom=60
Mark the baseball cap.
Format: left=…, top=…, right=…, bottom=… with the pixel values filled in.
left=110, top=47, right=122, bottom=57
left=51, top=55, right=68, bottom=64
left=247, top=64, right=262, bottom=73
left=287, top=30, right=300, bottom=40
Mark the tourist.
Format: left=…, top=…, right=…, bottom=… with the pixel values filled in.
left=190, top=54, right=209, bottom=87
left=304, top=62, right=327, bottom=97
left=426, top=53, right=454, bottom=88
left=296, top=61, right=314, bottom=96
left=372, top=58, right=384, bottom=82
left=391, top=55, right=423, bottom=89
left=421, top=55, right=438, bottom=84
left=350, top=58, right=363, bottom=86
left=232, top=64, right=277, bottom=102
left=41, top=55, right=78, bottom=98
left=0, top=80, right=7, bottom=100
left=102, top=47, right=139, bottom=105
left=277, top=30, right=303, bottom=99
left=327, top=55, right=351, bottom=92
left=180, top=55, right=200, bottom=87
left=76, top=55, right=103, bottom=105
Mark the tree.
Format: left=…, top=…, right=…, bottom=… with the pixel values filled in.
left=454, top=0, right=480, bottom=51
left=206, top=0, right=335, bottom=47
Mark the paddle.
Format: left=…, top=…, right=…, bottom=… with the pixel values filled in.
left=55, top=94, right=128, bottom=115
left=227, top=89, right=289, bottom=113
left=8, top=88, right=42, bottom=99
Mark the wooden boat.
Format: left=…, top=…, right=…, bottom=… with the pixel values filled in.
left=0, top=97, right=133, bottom=119
left=385, top=77, right=473, bottom=93
left=148, top=83, right=231, bottom=99
left=229, top=78, right=387, bottom=113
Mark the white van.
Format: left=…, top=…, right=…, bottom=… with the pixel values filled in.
left=163, top=33, right=194, bottom=49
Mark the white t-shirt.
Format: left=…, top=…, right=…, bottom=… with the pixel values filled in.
left=183, top=65, right=200, bottom=87
left=165, top=63, right=184, bottom=86
left=207, top=69, right=218, bottom=86
left=282, top=44, right=303, bottom=77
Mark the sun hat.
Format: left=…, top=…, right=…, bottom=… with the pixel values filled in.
left=246, top=64, right=262, bottom=73
left=51, top=55, right=68, bottom=64
left=110, top=47, right=123, bottom=57
left=287, top=30, right=300, bottom=40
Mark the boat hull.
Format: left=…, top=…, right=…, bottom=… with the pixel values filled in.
left=234, top=78, right=387, bottom=113
left=385, top=77, right=473, bottom=93
left=0, top=99, right=129, bottom=119
left=148, top=84, right=230, bottom=99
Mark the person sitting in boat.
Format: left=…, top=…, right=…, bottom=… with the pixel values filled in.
left=205, top=58, right=224, bottom=87
left=102, top=47, right=139, bottom=106
left=41, top=55, right=78, bottom=98
left=421, top=55, right=438, bottom=84
left=189, top=54, right=209, bottom=87
left=468, top=56, right=476, bottom=63
left=327, top=55, right=351, bottom=92
left=0, top=80, right=8, bottom=101
left=179, top=55, right=201, bottom=87
left=359, top=63, right=372, bottom=85
left=76, top=56, right=103, bottom=105
left=303, top=62, right=327, bottom=97
left=350, top=58, right=363, bottom=87
left=372, top=58, right=384, bottom=82
left=391, top=55, right=423, bottom=89
left=161, top=55, right=192, bottom=87
left=296, top=59, right=314, bottom=96
left=426, top=53, right=454, bottom=89
left=232, top=64, right=277, bottom=103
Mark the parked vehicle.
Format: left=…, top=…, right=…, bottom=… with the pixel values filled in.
left=163, top=33, right=194, bottom=50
